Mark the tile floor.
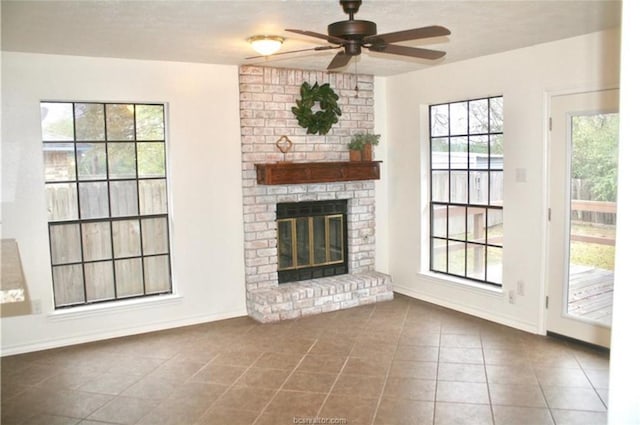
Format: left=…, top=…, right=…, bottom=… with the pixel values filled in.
left=1, top=294, right=609, bottom=425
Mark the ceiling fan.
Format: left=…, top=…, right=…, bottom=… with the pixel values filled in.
left=248, top=0, right=450, bottom=70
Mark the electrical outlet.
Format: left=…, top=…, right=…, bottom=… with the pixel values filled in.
left=508, top=290, right=515, bottom=304
left=517, top=280, right=525, bottom=296
left=31, top=299, right=42, bottom=314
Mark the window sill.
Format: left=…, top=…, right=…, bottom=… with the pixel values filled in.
left=48, top=293, right=183, bottom=321
left=417, top=271, right=504, bottom=297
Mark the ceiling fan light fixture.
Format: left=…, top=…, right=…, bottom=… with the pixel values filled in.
left=248, top=35, right=284, bottom=56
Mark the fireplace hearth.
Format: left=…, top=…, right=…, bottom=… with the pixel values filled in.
left=277, top=200, right=348, bottom=283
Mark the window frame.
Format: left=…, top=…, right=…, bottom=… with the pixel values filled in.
left=428, top=96, right=504, bottom=287
left=41, top=101, right=173, bottom=308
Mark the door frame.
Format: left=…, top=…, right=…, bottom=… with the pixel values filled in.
left=543, top=86, right=619, bottom=346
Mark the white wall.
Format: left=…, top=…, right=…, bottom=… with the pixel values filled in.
left=608, top=0, right=640, bottom=421
left=1, top=52, right=246, bottom=355
left=374, top=76, right=389, bottom=274
left=384, top=29, right=620, bottom=333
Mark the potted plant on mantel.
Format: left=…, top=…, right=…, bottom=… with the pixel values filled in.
left=348, top=132, right=380, bottom=161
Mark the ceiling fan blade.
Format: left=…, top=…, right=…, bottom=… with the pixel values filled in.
left=327, top=51, right=352, bottom=70
left=364, top=25, right=450, bottom=45
left=368, top=44, right=446, bottom=60
left=285, top=28, right=347, bottom=45
left=245, top=45, right=339, bottom=60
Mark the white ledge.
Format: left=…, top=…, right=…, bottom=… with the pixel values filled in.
left=48, top=293, right=183, bottom=321
left=417, top=271, right=504, bottom=297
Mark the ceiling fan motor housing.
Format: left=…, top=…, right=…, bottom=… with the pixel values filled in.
left=328, top=20, right=377, bottom=55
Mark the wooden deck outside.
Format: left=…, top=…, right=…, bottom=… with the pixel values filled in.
left=568, top=265, right=614, bottom=326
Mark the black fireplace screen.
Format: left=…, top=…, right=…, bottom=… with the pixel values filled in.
left=277, top=200, right=348, bottom=283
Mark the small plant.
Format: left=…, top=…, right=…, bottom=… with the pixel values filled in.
left=348, top=132, right=381, bottom=151
left=348, top=132, right=380, bottom=161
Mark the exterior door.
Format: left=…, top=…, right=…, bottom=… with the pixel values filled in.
left=547, top=89, right=619, bottom=347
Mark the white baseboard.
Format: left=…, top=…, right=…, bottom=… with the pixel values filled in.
left=1, top=309, right=248, bottom=356
left=393, top=284, right=540, bottom=335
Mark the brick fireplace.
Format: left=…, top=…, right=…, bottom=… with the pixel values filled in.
left=239, top=65, right=393, bottom=323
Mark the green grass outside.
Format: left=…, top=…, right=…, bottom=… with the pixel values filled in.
left=570, top=222, right=616, bottom=270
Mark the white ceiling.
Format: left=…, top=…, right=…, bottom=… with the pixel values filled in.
left=1, top=0, right=622, bottom=76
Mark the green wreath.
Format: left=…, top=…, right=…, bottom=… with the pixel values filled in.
left=291, top=82, right=342, bottom=135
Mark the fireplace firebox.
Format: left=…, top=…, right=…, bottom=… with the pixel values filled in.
left=276, top=200, right=348, bottom=284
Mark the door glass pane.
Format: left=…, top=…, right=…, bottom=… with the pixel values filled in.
left=313, top=216, right=327, bottom=265
left=568, top=113, right=618, bottom=326
left=278, top=220, right=294, bottom=269
left=328, top=216, right=343, bottom=262
left=296, top=218, right=310, bottom=267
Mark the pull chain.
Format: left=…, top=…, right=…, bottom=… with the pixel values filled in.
left=355, top=59, right=359, bottom=98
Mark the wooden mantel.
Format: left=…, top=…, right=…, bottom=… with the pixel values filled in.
left=255, top=161, right=381, bottom=185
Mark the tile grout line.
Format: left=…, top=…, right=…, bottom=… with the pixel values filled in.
left=133, top=346, right=226, bottom=425
left=73, top=351, right=177, bottom=423
left=532, top=344, right=559, bottom=425
left=479, top=330, right=496, bottom=425
left=430, top=305, right=442, bottom=425
left=249, top=334, right=320, bottom=425
left=369, top=299, right=411, bottom=425
left=575, top=349, right=609, bottom=410
left=312, top=305, right=378, bottom=421
left=187, top=347, right=266, bottom=425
